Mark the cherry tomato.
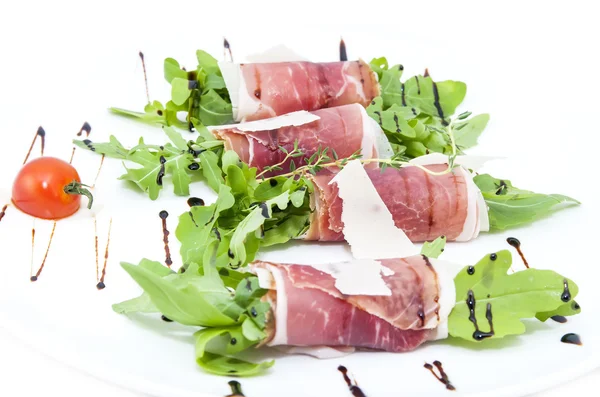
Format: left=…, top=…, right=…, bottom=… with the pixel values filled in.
left=12, top=157, right=83, bottom=220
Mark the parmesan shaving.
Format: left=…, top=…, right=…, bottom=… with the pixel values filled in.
left=207, top=110, right=319, bottom=133
left=330, top=160, right=418, bottom=259
left=308, top=259, right=395, bottom=296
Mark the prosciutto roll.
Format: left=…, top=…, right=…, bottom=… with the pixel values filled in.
left=219, top=60, right=380, bottom=122
left=252, top=255, right=455, bottom=353
left=306, top=162, right=487, bottom=242
left=210, top=104, right=392, bottom=176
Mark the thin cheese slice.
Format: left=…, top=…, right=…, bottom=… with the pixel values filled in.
left=329, top=159, right=418, bottom=259
left=309, top=259, right=395, bottom=296
left=207, top=110, right=319, bottom=133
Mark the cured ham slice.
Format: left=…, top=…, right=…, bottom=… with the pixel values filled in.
left=219, top=60, right=380, bottom=122
left=305, top=161, right=484, bottom=242
left=209, top=104, right=392, bottom=176
left=255, top=262, right=437, bottom=352
left=252, top=255, right=455, bottom=353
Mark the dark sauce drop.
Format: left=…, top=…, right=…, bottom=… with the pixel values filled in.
left=339, top=38, right=348, bottom=61
left=573, top=301, right=581, bottom=310
left=187, top=197, right=205, bottom=207
left=77, top=122, right=92, bottom=137
left=226, top=380, right=244, bottom=397
left=159, top=210, right=173, bottom=267
left=466, top=290, right=494, bottom=340
left=188, top=162, right=200, bottom=170
left=269, top=178, right=278, bottom=187
left=228, top=249, right=235, bottom=259
left=489, top=253, right=497, bottom=261
left=467, top=266, right=475, bottom=275
left=415, top=76, right=421, bottom=95
left=230, top=338, right=237, bottom=345
left=250, top=307, right=258, bottom=317
left=223, top=38, right=234, bottom=62
left=156, top=156, right=167, bottom=186
left=561, top=279, right=571, bottom=302
left=161, top=315, right=173, bottom=322
left=561, top=333, right=582, bottom=345
left=96, top=218, right=113, bottom=290
left=551, top=315, right=568, bottom=324
left=259, top=202, right=270, bottom=218
left=401, top=83, right=406, bottom=107
left=188, top=80, right=199, bottom=90
left=337, top=366, right=367, bottom=397
left=424, top=360, right=456, bottom=391
left=506, top=237, right=529, bottom=268
left=96, top=281, right=106, bottom=290
left=423, top=68, right=430, bottom=78
left=417, top=308, right=426, bottom=327
left=23, top=126, right=46, bottom=164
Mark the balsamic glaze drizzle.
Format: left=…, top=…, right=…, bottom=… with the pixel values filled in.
left=23, top=126, right=46, bottom=165
left=77, top=121, right=92, bottom=137
left=550, top=315, right=568, bottom=323
left=401, top=83, right=406, bottom=107
left=187, top=197, right=205, bottom=207
left=226, top=380, right=244, bottom=397
left=466, top=290, right=494, bottom=340
left=506, top=237, right=529, bottom=268
left=156, top=156, right=167, bottom=186
left=139, top=51, right=150, bottom=103
left=0, top=204, right=8, bottom=223
left=161, top=315, right=173, bottom=322
left=467, top=266, right=475, bottom=275
left=339, top=39, right=348, bottom=61
left=223, top=38, right=233, bottom=63
left=431, top=81, right=448, bottom=126
left=424, top=360, right=456, bottom=391
left=30, top=222, right=57, bottom=282
left=159, top=210, right=172, bottom=267
left=337, top=366, right=367, bottom=397
left=96, top=217, right=113, bottom=290
left=259, top=203, right=269, bottom=218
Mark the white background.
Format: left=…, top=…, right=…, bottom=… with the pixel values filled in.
left=1, top=0, right=598, bottom=396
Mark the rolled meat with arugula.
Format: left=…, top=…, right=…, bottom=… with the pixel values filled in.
left=252, top=255, right=454, bottom=355
left=219, top=60, right=380, bottom=122
left=208, top=103, right=392, bottom=177
left=304, top=157, right=488, bottom=243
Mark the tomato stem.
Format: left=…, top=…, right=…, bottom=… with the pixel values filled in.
left=63, top=181, right=94, bottom=209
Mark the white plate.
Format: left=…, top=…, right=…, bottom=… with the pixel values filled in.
left=0, top=14, right=598, bottom=397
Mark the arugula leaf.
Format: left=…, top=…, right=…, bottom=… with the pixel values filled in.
left=199, top=150, right=225, bottom=192
left=536, top=300, right=582, bottom=322
left=453, top=113, right=490, bottom=150
left=449, top=250, right=579, bottom=341
left=420, top=235, right=446, bottom=259
left=475, top=174, right=580, bottom=230
left=229, top=191, right=290, bottom=267
left=120, top=261, right=240, bottom=327
left=74, top=135, right=128, bottom=159
left=199, top=89, right=233, bottom=125
left=164, top=58, right=188, bottom=83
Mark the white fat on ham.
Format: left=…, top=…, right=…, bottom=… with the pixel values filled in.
left=330, top=159, right=419, bottom=259
left=359, top=106, right=394, bottom=159
left=264, top=264, right=288, bottom=346
left=273, top=345, right=355, bottom=359
left=425, top=258, right=460, bottom=338
left=218, top=62, right=265, bottom=122
left=207, top=110, right=319, bottom=133
left=408, top=153, right=491, bottom=241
